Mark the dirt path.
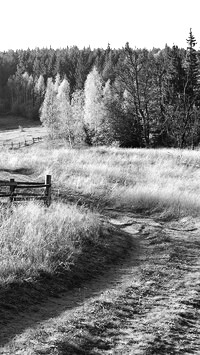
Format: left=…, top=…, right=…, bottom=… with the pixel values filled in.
left=0, top=211, right=200, bottom=354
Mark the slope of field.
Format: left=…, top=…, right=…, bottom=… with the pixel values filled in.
left=0, top=211, right=200, bottom=354
left=0, top=131, right=200, bottom=354
left=0, top=115, right=47, bottom=146
left=1, top=142, right=200, bottom=216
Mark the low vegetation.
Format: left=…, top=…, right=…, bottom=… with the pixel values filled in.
left=1, top=142, right=200, bottom=352
left=1, top=143, right=200, bottom=292
left=1, top=143, right=200, bottom=278
left=0, top=202, right=100, bottom=284
left=1, top=144, right=200, bottom=217
left=0, top=115, right=46, bottom=149
left=0, top=198, right=132, bottom=321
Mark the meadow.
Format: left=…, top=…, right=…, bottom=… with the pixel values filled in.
left=0, top=115, right=47, bottom=147
left=1, top=142, right=200, bottom=213
left=0, top=202, right=100, bottom=283
left=1, top=140, right=200, bottom=352
left=1, top=142, right=200, bottom=288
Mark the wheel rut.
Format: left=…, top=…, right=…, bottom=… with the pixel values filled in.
left=1, top=211, right=200, bottom=354
left=0, top=211, right=143, bottom=349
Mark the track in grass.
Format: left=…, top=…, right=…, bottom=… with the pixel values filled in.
left=0, top=211, right=200, bottom=354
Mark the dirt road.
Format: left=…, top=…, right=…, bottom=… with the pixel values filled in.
left=0, top=210, right=200, bottom=354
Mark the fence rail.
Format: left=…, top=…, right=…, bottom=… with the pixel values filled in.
left=0, top=136, right=43, bottom=150
left=0, top=175, right=51, bottom=206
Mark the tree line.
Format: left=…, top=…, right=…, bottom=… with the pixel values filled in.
left=1, top=29, right=200, bottom=148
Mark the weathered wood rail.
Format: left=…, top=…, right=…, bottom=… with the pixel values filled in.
left=0, top=136, right=43, bottom=150
left=0, top=175, right=51, bottom=206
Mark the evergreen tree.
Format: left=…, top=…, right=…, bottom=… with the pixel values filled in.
left=105, top=78, right=143, bottom=147
left=7, top=71, right=37, bottom=118
left=185, top=29, right=200, bottom=146
left=185, top=28, right=200, bottom=101
left=165, top=31, right=200, bottom=147
left=2, top=40, right=200, bottom=148
left=116, top=44, right=157, bottom=147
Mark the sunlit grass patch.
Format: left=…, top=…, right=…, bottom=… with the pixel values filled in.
left=1, top=145, right=200, bottom=216
left=0, top=202, right=100, bottom=284
left=0, top=199, right=133, bottom=320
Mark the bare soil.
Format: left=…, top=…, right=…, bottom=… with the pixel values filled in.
left=0, top=210, right=200, bottom=354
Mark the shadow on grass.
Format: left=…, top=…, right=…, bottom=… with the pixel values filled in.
left=0, top=115, right=41, bottom=131
left=52, top=188, right=109, bottom=210
left=0, top=168, right=34, bottom=175
left=0, top=226, right=140, bottom=347
left=56, top=341, right=102, bottom=355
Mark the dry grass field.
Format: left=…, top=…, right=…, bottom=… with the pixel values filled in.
left=1, top=141, right=200, bottom=216
left=0, top=121, right=200, bottom=354
left=0, top=115, right=47, bottom=147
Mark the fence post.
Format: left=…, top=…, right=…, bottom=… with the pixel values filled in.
left=45, top=175, right=51, bottom=207
left=10, top=178, right=15, bottom=203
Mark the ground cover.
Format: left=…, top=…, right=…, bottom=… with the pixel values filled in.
left=0, top=202, right=132, bottom=326
left=0, top=130, right=200, bottom=353
left=0, top=211, right=199, bottom=354
left=0, top=115, right=47, bottom=147
left=1, top=143, right=200, bottom=216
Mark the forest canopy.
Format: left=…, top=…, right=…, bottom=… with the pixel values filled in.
left=1, top=29, right=200, bottom=148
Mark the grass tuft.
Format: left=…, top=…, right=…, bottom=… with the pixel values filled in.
left=0, top=202, right=100, bottom=284
left=0, top=200, right=133, bottom=322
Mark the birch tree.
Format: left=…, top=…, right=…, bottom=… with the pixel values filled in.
left=71, top=89, right=86, bottom=144
left=57, top=78, right=74, bottom=146
left=84, top=66, right=106, bottom=144
left=40, top=78, right=59, bottom=139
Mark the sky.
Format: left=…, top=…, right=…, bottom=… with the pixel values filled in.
left=0, top=0, right=199, bottom=51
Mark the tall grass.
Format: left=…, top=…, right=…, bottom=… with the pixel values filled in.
left=1, top=145, right=200, bottom=216
left=1, top=144, right=200, bottom=301
left=0, top=202, right=100, bottom=284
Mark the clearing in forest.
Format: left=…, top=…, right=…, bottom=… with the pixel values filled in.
left=0, top=115, right=46, bottom=147
left=0, top=138, right=200, bottom=354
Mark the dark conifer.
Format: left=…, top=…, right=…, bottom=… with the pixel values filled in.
left=185, top=28, right=200, bottom=103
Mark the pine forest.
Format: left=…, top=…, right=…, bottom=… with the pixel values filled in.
left=0, top=29, right=200, bottom=148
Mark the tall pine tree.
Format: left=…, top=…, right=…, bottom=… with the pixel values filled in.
left=185, top=28, right=200, bottom=102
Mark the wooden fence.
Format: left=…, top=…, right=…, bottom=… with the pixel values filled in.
left=0, top=175, right=51, bottom=206
left=1, top=136, right=43, bottom=150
